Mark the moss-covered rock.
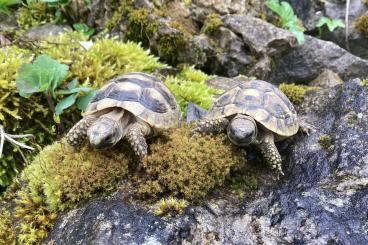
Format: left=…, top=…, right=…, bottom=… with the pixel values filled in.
left=202, top=13, right=224, bottom=34
left=354, top=14, right=368, bottom=37
left=134, top=126, right=245, bottom=201
left=279, top=83, right=319, bottom=105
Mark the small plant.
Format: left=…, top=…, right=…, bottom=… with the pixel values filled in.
left=316, top=17, right=345, bottom=36
left=354, top=14, right=368, bottom=37
left=154, top=197, right=188, bottom=217
left=202, top=13, right=224, bottom=34
left=318, top=134, right=332, bottom=151
left=266, top=0, right=305, bottom=45
left=16, top=54, right=95, bottom=120
left=0, top=0, right=20, bottom=16
left=73, top=23, right=95, bottom=37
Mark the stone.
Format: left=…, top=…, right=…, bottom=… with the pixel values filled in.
left=46, top=80, right=368, bottom=244
left=186, top=102, right=207, bottom=122
left=205, top=76, right=251, bottom=90
left=309, top=69, right=344, bottom=88
left=271, top=35, right=368, bottom=84
left=24, top=24, right=72, bottom=41
left=223, top=15, right=298, bottom=57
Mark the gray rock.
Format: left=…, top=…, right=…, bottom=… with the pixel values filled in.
left=186, top=102, right=207, bottom=122
left=271, top=35, right=368, bottom=84
left=205, top=76, right=251, bottom=90
left=24, top=24, right=72, bottom=41
left=285, top=0, right=368, bottom=60
left=309, top=69, right=344, bottom=88
left=223, top=15, right=298, bottom=57
left=46, top=80, right=368, bottom=244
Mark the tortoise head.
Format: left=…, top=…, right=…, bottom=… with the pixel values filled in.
left=87, top=117, right=123, bottom=149
left=227, top=114, right=258, bottom=146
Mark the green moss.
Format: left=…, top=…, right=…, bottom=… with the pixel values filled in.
left=17, top=1, right=59, bottom=30
left=354, top=14, right=368, bottom=37
left=347, top=111, right=358, bottom=126
left=0, top=208, right=16, bottom=244
left=164, top=66, right=219, bottom=115
left=154, top=197, right=188, bottom=217
left=156, top=33, right=190, bottom=65
left=362, top=79, right=368, bottom=87
left=202, top=13, right=224, bottom=34
left=318, top=134, right=332, bottom=150
left=126, top=8, right=159, bottom=46
left=43, top=32, right=166, bottom=88
left=279, top=83, right=318, bottom=105
left=134, top=126, right=245, bottom=201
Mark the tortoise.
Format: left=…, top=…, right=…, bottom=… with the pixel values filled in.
left=66, top=72, right=181, bottom=158
left=193, top=80, right=311, bottom=176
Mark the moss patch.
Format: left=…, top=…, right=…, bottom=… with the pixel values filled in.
left=354, top=14, right=368, bottom=37
left=154, top=197, right=188, bottom=217
left=202, top=13, right=224, bottom=34
left=318, top=135, right=332, bottom=151
left=134, top=126, right=245, bottom=201
left=279, top=83, right=318, bottom=105
left=17, top=2, right=60, bottom=30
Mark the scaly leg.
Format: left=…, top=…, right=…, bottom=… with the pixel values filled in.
left=126, top=122, right=150, bottom=158
left=192, top=118, right=229, bottom=135
left=66, top=116, right=96, bottom=147
left=257, top=132, right=284, bottom=177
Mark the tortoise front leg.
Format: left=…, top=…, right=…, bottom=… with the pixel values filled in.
left=192, top=118, right=229, bottom=135
left=66, top=116, right=96, bottom=147
left=126, top=122, right=150, bottom=158
left=257, top=132, right=284, bottom=177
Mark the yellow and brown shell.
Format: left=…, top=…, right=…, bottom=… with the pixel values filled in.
left=206, top=80, right=299, bottom=137
left=85, top=72, right=181, bottom=129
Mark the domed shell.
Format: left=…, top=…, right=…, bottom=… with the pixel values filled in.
left=206, top=80, right=299, bottom=137
left=85, top=72, right=181, bottom=129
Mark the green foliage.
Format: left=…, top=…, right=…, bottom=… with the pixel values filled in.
left=316, top=17, right=345, bottom=32
left=0, top=0, right=20, bottom=16
left=134, top=126, right=245, bottom=201
left=266, top=0, right=305, bottom=45
left=73, top=23, right=95, bottom=37
left=0, top=31, right=165, bottom=189
left=17, top=1, right=59, bottom=30
left=354, top=14, right=368, bottom=37
left=43, top=32, right=166, bottom=88
left=202, top=13, right=224, bottom=34
left=279, top=83, right=318, bottom=105
left=16, top=54, right=69, bottom=98
left=164, top=66, right=219, bottom=115
left=16, top=54, right=95, bottom=116
left=154, top=197, right=188, bottom=217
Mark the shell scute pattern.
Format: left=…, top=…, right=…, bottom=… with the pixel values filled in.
left=85, top=72, right=180, bottom=129
left=207, top=80, right=299, bottom=136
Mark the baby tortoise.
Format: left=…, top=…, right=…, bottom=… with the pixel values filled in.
left=66, top=72, right=181, bottom=158
left=193, top=80, right=312, bottom=176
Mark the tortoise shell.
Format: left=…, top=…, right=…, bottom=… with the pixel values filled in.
left=85, top=72, right=181, bottom=129
left=206, top=80, right=299, bottom=137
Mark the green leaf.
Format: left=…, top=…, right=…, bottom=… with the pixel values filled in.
left=55, top=94, right=77, bottom=115
left=73, top=23, right=95, bottom=37
left=316, top=17, right=345, bottom=32
left=76, top=90, right=96, bottom=111
left=16, top=54, right=69, bottom=98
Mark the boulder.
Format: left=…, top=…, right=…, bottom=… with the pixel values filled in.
left=46, top=80, right=368, bottom=244
left=270, top=35, right=368, bottom=84
left=24, top=24, right=72, bottom=41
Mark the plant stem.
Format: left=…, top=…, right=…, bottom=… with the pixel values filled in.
left=345, top=0, right=350, bottom=51
left=45, top=91, right=64, bottom=135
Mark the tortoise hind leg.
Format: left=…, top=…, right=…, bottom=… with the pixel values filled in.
left=258, top=132, right=284, bottom=177
left=126, top=122, right=150, bottom=159
left=66, top=116, right=96, bottom=147
left=192, top=118, right=229, bottom=135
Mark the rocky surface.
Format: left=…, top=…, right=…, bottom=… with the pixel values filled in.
left=24, top=24, right=72, bottom=41
left=286, top=0, right=368, bottom=60
left=47, top=80, right=368, bottom=244
left=270, top=35, right=368, bottom=84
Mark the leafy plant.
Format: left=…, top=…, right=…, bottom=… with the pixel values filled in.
left=16, top=54, right=95, bottom=118
left=73, top=23, right=95, bottom=37
left=316, top=16, right=345, bottom=33
left=266, top=0, right=305, bottom=45
left=0, top=0, right=20, bottom=16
